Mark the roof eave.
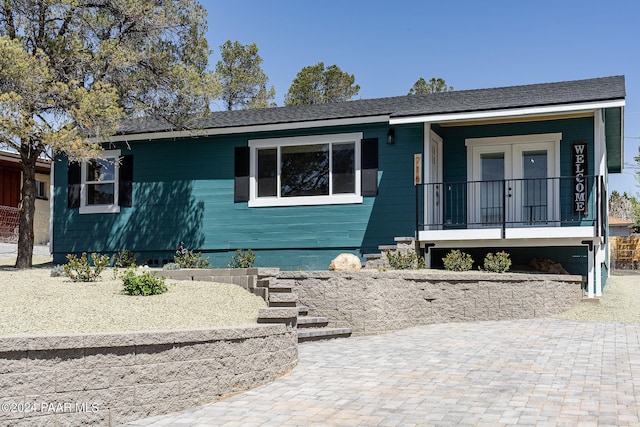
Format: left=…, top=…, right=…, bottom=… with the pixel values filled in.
left=105, top=114, right=391, bottom=143
left=388, top=99, right=626, bottom=125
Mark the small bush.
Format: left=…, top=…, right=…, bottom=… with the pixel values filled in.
left=483, top=251, right=512, bottom=273
left=112, top=249, right=139, bottom=268
left=121, top=268, right=167, bottom=296
left=174, top=242, right=210, bottom=268
left=162, top=262, right=181, bottom=270
left=386, top=251, right=425, bottom=270
left=229, top=249, right=256, bottom=268
left=442, top=250, right=474, bottom=271
left=50, top=265, right=65, bottom=277
left=63, top=252, right=110, bottom=282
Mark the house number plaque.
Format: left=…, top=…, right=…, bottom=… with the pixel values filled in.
left=572, top=141, right=588, bottom=214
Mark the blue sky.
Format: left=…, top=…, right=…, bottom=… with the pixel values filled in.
left=204, top=0, right=640, bottom=195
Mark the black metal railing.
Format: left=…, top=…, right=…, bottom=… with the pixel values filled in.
left=416, top=175, right=603, bottom=236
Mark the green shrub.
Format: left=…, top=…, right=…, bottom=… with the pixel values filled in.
left=386, top=251, right=425, bottom=270
left=483, top=251, right=511, bottom=273
left=121, top=268, right=167, bottom=296
left=162, top=262, right=181, bottom=270
left=442, top=250, right=474, bottom=271
left=50, top=265, right=65, bottom=277
left=63, top=252, right=110, bottom=282
left=174, top=242, right=210, bottom=268
left=112, top=249, right=139, bottom=268
left=229, top=249, right=256, bottom=268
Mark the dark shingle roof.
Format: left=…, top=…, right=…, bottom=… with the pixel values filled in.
left=117, top=76, right=625, bottom=135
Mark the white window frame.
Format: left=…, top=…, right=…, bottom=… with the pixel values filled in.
left=248, top=133, right=363, bottom=207
left=35, top=180, right=47, bottom=199
left=79, top=149, right=121, bottom=214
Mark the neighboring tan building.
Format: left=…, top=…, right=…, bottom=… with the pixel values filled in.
left=0, top=151, right=51, bottom=245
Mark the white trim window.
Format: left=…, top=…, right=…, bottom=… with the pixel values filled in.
left=80, top=149, right=120, bottom=214
left=35, top=180, right=47, bottom=199
left=248, top=133, right=363, bottom=207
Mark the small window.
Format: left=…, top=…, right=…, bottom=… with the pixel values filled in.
left=35, top=180, right=47, bottom=199
left=80, top=149, right=120, bottom=214
left=248, top=133, right=362, bottom=207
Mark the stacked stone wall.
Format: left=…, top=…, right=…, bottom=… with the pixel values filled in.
left=280, top=270, right=584, bottom=336
left=0, top=325, right=297, bottom=426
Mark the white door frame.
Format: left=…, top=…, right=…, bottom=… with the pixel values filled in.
left=466, top=133, right=562, bottom=227
left=424, top=129, right=443, bottom=229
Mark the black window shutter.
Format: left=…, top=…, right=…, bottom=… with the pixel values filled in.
left=361, top=138, right=379, bottom=196
left=67, top=162, right=81, bottom=208
left=234, top=146, right=250, bottom=202
left=118, top=155, right=133, bottom=207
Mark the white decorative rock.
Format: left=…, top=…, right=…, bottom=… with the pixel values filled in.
left=329, top=253, right=362, bottom=271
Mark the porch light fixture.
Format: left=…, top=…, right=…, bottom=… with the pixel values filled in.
left=387, top=128, right=395, bottom=145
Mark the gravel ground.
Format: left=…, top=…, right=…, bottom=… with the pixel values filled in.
left=553, top=273, right=640, bottom=323
left=0, top=256, right=267, bottom=336
left=1, top=253, right=638, bottom=336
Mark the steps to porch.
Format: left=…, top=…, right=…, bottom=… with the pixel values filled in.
left=363, top=237, right=418, bottom=270
left=256, top=274, right=352, bottom=343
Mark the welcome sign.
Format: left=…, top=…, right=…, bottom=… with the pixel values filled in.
left=572, top=141, right=588, bottom=214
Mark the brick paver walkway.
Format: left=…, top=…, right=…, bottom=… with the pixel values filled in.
left=125, top=318, right=640, bottom=426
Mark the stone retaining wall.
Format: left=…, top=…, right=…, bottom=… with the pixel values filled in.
left=161, top=268, right=260, bottom=291
left=0, top=324, right=297, bottom=426
left=280, top=270, right=584, bottom=336
left=161, top=268, right=281, bottom=301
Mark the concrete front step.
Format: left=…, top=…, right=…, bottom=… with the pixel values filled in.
left=268, top=292, right=297, bottom=305
left=298, top=327, right=352, bottom=342
left=297, top=316, right=329, bottom=328
left=257, top=307, right=298, bottom=327
left=298, top=305, right=308, bottom=316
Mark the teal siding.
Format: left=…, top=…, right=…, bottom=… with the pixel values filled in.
left=436, top=117, right=596, bottom=226
left=438, top=117, right=595, bottom=182
left=52, top=116, right=601, bottom=270
left=605, top=107, right=623, bottom=173
left=53, top=123, right=422, bottom=268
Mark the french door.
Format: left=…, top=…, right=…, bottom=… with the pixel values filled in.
left=467, top=134, right=560, bottom=227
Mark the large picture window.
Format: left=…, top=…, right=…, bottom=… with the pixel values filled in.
left=249, top=133, right=362, bottom=207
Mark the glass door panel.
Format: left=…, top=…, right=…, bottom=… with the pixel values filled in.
left=480, top=152, right=504, bottom=225
left=469, top=136, right=559, bottom=229
left=522, top=150, right=547, bottom=223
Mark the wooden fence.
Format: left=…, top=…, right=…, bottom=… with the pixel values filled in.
left=611, top=235, right=640, bottom=269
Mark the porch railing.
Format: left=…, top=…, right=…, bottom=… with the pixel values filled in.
left=416, top=175, right=604, bottom=237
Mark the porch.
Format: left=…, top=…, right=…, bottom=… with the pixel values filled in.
left=413, top=175, right=606, bottom=298
left=416, top=175, right=606, bottom=243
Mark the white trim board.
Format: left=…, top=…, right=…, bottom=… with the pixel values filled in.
left=418, top=226, right=597, bottom=245
left=389, top=100, right=625, bottom=125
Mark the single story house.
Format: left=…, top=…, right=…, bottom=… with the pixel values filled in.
left=51, top=75, right=625, bottom=297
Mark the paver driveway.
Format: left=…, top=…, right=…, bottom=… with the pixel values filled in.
left=126, top=318, right=640, bottom=426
